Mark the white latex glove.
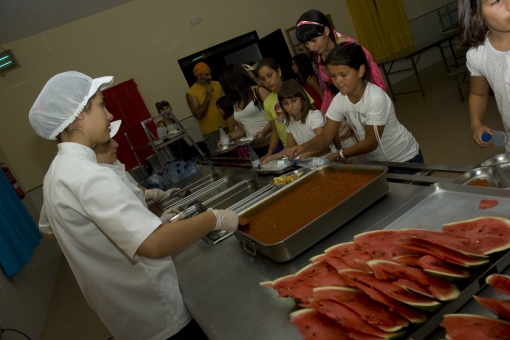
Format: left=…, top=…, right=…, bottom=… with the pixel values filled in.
left=207, top=208, right=239, bottom=233
left=144, top=188, right=181, bottom=201
left=160, top=208, right=183, bottom=223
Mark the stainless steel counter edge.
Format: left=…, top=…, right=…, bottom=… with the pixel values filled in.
left=172, top=182, right=427, bottom=340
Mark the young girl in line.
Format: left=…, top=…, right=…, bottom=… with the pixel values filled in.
left=216, top=95, right=250, bottom=158
left=218, top=64, right=272, bottom=157
left=295, top=9, right=385, bottom=113
left=256, top=57, right=315, bottom=162
left=261, top=79, right=330, bottom=163
left=458, top=0, right=510, bottom=151
left=286, top=43, right=422, bottom=166
left=292, top=53, right=324, bottom=109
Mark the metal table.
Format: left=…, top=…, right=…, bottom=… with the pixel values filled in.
left=172, top=182, right=428, bottom=340
left=376, top=31, right=460, bottom=100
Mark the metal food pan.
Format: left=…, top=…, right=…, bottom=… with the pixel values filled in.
left=157, top=174, right=227, bottom=210
left=203, top=178, right=272, bottom=210
left=216, top=143, right=237, bottom=155
left=251, top=163, right=294, bottom=175
left=235, top=163, right=389, bottom=262
left=480, top=153, right=510, bottom=167
left=365, top=183, right=510, bottom=340
left=451, top=166, right=507, bottom=188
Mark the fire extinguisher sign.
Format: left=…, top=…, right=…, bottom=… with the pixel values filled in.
left=1, top=163, right=25, bottom=200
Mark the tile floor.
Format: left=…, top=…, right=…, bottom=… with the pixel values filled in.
left=40, top=57, right=507, bottom=340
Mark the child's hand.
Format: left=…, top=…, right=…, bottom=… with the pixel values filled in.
left=286, top=145, right=304, bottom=159
left=260, top=154, right=272, bottom=164
left=472, top=124, right=493, bottom=148
left=261, top=155, right=272, bottom=164
left=253, top=131, right=264, bottom=144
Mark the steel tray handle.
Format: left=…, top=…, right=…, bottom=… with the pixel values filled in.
left=242, top=238, right=257, bottom=256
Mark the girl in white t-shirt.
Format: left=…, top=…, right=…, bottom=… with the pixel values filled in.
left=262, top=79, right=329, bottom=163
left=458, top=0, right=510, bottom=151
left=286, top=42, right=422, bottom=165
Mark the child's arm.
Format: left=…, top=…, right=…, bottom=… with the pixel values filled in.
left=226, top=116, right=237, bottom=134
left=469, top=75, right=493, bottom=147
left=307, top=75, right=324, bottom=100
left=260, top=121, right=280, bottom=163
left=261, top=133, right=297, bottom=164
left=342, top=125, right=385, bottom=159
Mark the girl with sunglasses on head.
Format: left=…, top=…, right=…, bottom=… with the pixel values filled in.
left=295, top=9, right=385, bottom=114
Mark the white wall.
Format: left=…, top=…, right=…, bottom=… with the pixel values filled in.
left=0, top=0, right=357, bottom=192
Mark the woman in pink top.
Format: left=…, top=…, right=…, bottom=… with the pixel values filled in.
left=295, top=9, right=385, bottom=113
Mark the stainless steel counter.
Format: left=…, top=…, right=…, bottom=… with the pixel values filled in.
left=172, top=182, right=428, bottom=340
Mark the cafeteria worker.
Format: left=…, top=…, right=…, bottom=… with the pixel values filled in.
left=29, top=71, right=238, bottom=340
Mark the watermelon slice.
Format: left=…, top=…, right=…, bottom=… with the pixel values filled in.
left=294, top=261, right=349, bottom=287
left=474, top=296, right=510, bottom=321
left=393, top=255, right=422, bottom=266
left=310, top=253, right=328, bottom=262
left=479, top=199, right=499, bottom=209
left=353, top=229, right=415, bottom=260
left=341, top=275, right=428, bottom=324
left=400, top=238, right=489, bottom=267
left=486, top=274, right=510, bottom=295
left=325, top=242, right=373, bottom=272
left=315, top=299, right=406, bottom=339
left=393, top=278, right=435, bottom=299
left=367, top=259, right=460, bottom=301
left=440, top=314, right=510, bottom=340
left=416, top=255, right=470, bottom=280
left=311, top=253, right=352, bottom=271
left=401, top=229, right=485, bottom=257
left=313, top=286, right=409, bottom=332
left=339, top=269, right=441, bottom=311
left=266, top=274, right=314, bottom=307
left=442, top=217, right=510, bottom=255
left=289, top=308, right=351, bottom=340
left=347, top=330, right=388, bottom=340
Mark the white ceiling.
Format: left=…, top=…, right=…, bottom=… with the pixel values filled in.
left=0, top=0, right=134, bottom=45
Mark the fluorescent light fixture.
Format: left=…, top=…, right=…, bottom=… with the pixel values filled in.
left=0, top=49, right=21, bottom=76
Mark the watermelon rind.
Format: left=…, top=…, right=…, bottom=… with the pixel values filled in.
left=338, top=269, right=442, bottom=312
left=367, top=259, right=461, bottom=302
left=395, top=281, right=436, bottom=300
left=422, top=267, right=470, bottom=281
left=441, top=313, right=510, bottom=339
left=486, top=274, right=510, bottom=295
left=442, top=216, right=510, bottom=255
left=309, top=253, right=327, bottom=262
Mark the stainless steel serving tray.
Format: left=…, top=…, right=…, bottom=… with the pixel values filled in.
left=251, top=160, right=294, bottom=175
left=235, top=163, right=389, bottom=262
left=365, top=182, right=510, bottom=340
left=480, top=153, right=510, bottom=167
left=161, top=176, right=244, bottom=211
left=157, top=174, right=229, bottom=210
left=451, top=166, right=508, bottom=188
left=216, top=142, right=237, bottom=155
left=203, top=178, right=272, bottom=210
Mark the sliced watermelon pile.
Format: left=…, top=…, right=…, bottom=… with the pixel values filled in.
left=487, top=274, right=510, bottom=296
left=261, top=216, right=510, bottom=340
left=443, top=217, right=510, bottom=255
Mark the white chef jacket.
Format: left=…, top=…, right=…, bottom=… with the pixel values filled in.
left=39, top=143, right=191, bottom=340
left=99, top=160, right=146, bottom=207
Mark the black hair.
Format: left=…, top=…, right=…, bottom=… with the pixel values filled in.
left=295, top=10, right=335, bottom=44
left=292, top=53, right=316, bottom=86
left=457, top=0, right=487, bottom=49
left=325, top=42, right=371, bottom=83
left=277, top=79, right=312, bottom=126
left=219, top=64, right=257, bottom=109
left=256, top=57, right=281, bottom=74
left=156, top=101, right=170, bottom=112
left=216, top=96, right=234, bottom=120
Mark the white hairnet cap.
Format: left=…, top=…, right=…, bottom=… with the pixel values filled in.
left=109, top=120, right=121, bottom=138
left=29, top=71, right=114, bottom=140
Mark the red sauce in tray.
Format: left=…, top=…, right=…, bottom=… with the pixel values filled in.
left=242, top=171, right=379, bottom=244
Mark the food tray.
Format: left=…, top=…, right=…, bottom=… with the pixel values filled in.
left=216, top=142, right=237, bottom=155
left=251, top=159, right=294, bottom=175
left=236, top=136, right=256, bottom=146
left=480, top=153, right=510, bottom=167
left=365, top=182, right=510, bottom=340
left=451, top=166, right=508, bottom=188
left=235, top=163, right=389, bottom=262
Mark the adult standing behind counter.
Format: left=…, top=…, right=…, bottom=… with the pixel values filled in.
left=29, top=71, right=238, bottom=340
left=186, top=62, right=227, bottom=156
